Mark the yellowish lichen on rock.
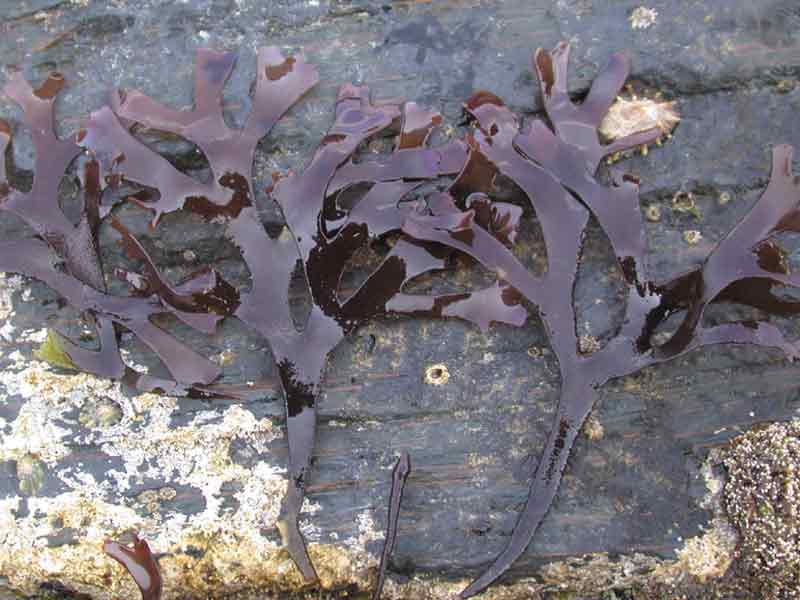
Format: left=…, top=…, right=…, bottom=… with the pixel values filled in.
left=380, top=576, right=543, bottom=599
left=539, top=552, right=665, bottom=593
left=653, top=449, right=737, bottom=585
left=0, top=355, right=103, bottom=464
left=0, top=493, right=145, bottom=597
left=0, top=355, right=387, bottom=598
left=674, top=524, right=737, bottom=583
left=79, top=397, right=123, bottom=429
left=582, top=413, right=604, bottom=441
left=15, top=454, right=46, bottom=496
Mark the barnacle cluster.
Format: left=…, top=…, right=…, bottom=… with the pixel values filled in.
left=724, top=420, right=800, bottom=599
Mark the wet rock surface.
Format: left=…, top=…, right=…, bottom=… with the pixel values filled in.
left=0, top=0, right=799, bottom=598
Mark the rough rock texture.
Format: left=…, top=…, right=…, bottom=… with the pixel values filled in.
left=0, top=0, right=799, bottom=599
left=723, top=421, right=800, bottom=599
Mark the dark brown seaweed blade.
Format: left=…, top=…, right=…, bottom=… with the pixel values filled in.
left=403, top=42, right=800, bottom=598
left=373, top=452, right=411, bottom=600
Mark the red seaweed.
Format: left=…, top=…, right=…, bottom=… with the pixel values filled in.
left=0, top=73, right=226, bottom=389
left=403, top=42, right=800, bottom=597
left=373, top=452, right=411, bottom=600
left=3, top=39, right=800, bottom=600
left=103, top=534, right=163, bottom=600
left=72, top=48, right=526, bottom=581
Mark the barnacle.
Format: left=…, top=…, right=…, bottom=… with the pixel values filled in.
left=599, top=95, right=679, bottom=142
left=424, top=363, right=450, bottom=385
left=724, top=421, right=800, bottom=598
left=683, top=229, right=703, bottom=245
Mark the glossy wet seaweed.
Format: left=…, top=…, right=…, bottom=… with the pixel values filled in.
left=103, top=535, right=163, bottom=600
left=373, top=452, right=411, bottom=600
left=0, top=47, right=521, bottom=595
left=404, top=42, right=800, bottom=597
left=1, top=42, right=799, bottom=600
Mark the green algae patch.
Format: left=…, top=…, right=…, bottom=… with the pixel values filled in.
left=34, top=330, right=78, bottom=372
